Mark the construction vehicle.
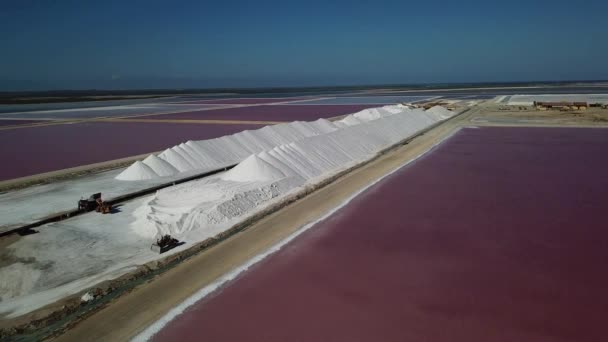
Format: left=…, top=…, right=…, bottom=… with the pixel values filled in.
left=151, top=234, right=180, bottom=254
left=78, top=193, right=102, bottom=211
left=95, top=198, right=113, bottom=214
left=78, top=193, right=112, bottom=214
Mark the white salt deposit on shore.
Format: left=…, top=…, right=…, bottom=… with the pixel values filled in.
left=143, top=155, right=179, bottom=177
left=115, top=106, right=423, bottom=181
left=222, top=155, right=285, bottom=183
left=117, top=118, right=343, bottom=182
left=129, top=106, right=454, bottom=239
left=115, top=161, right=158, bottom=181
left=426, top=106, right=453, bottom=120
left=160, top=147, right=196, bottom=172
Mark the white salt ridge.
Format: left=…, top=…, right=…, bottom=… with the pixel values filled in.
left=178, top=143, right=205, bottom=168
left=115, top=161, right=158, bottom=181
left=222, top=154, right=286, bottom=183
left=158, top=148, right=195, bottom=172
left=426, top=105, right=453, bottom=120
left=142, top=154, right=179, bottom=177
left=353, top=107, right=390, bottom=121
left=340, top=115, right=364, bottom=126
left=130, top=106, right=456, bottom=239
left=337, top=105, right=407, bottom=126
left=116, top=106, right=414, bottom=181
left=121, top=126, right=298, bottom=180
left=258, top=150, right=302, bottom=182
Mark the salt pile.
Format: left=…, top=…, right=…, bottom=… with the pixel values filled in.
left=129, top=105, right=456, bottom=240
left=115, top=161, right=158, bottom=181
left=340, top=115, right=364, bottom=126
left=143, top=154, right=179, bottom=177
left=425, top=106, right=453, bottom=120
left=353, top=106, right=394, bottom=121
left=222, top=154, right=286, bottom=183
left=116, top=109, right=386, bottom=181
left=157, top=148, right=194, bottom=172
left=116, top=117, right=348, bottom=181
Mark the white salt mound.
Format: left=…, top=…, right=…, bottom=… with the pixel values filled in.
left=159, top=148, right=195, bottom=172
left=222, top=154, right=286, bottom=183
left=116, top=161, right=159, bottom=181
left=339, top=115, right=363, bottom=126
left=426, top=106, right=453, bottom=120
left=115, top=105, right=455, bottom=181
left=143, top=154, right=179, bottom=177
left=130, top=105, right=456, bottom=238
left=353, top=108, right=384, bottom=121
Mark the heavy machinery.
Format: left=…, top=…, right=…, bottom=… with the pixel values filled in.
left=151, top=234, right=180, bottom=254
left=78, top=193, right=101, bottom=211
left=78, top=193, right=112, bottom=214
left=95, top=198, right=112, bottom=214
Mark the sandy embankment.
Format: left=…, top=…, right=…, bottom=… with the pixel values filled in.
left=52, top=108, right=474, bottom=342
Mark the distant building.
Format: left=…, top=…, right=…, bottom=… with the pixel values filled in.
left=534, top=101, right=588, bottom=110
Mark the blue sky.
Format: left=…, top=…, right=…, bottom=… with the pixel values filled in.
left=1, top=0, right=607, bottom=90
